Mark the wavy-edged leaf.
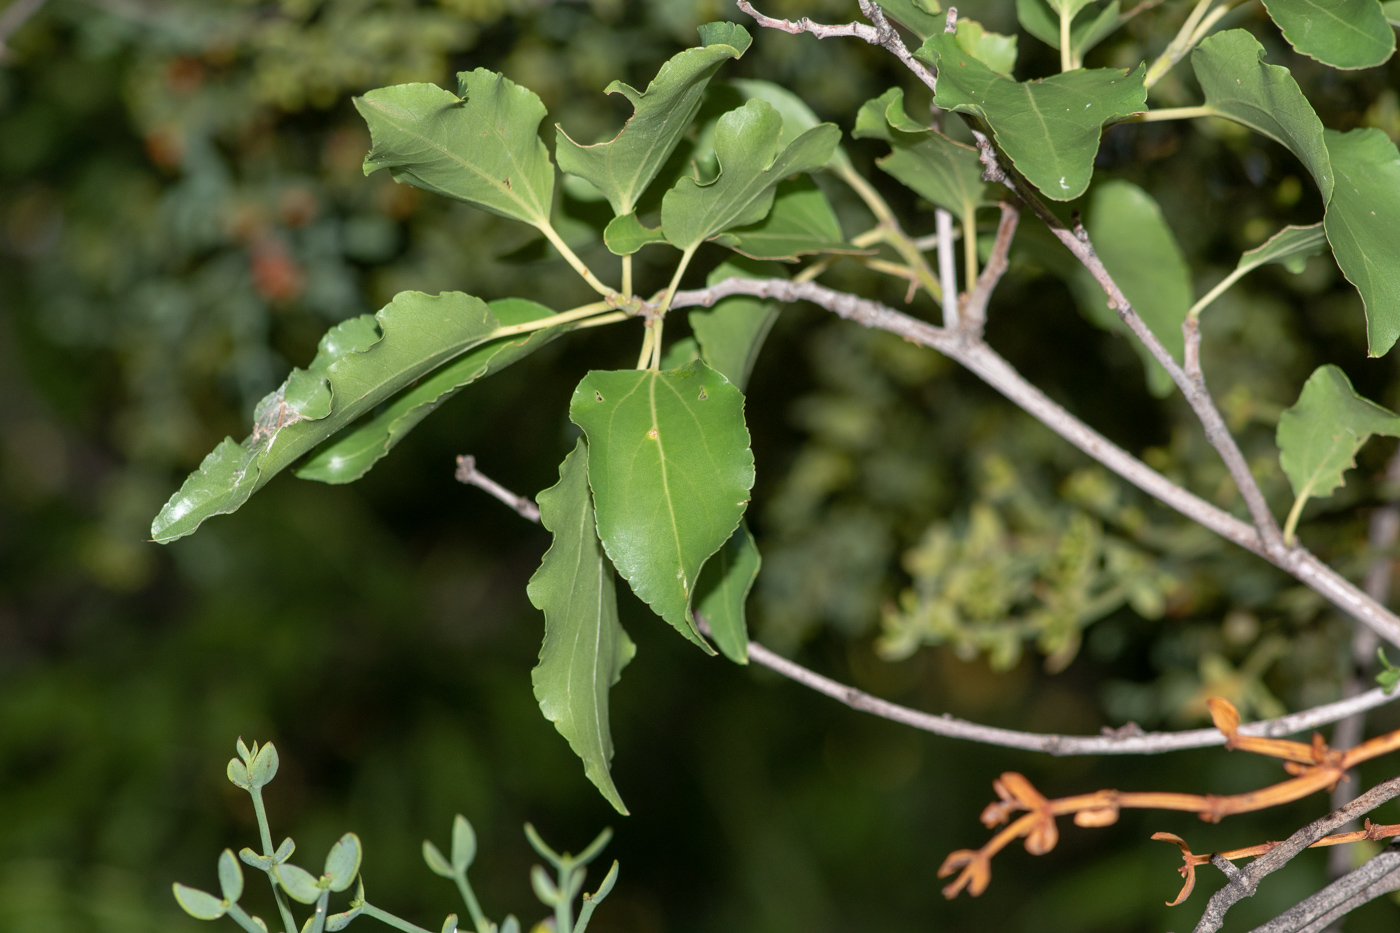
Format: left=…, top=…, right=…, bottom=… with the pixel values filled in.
left=875, top=0, right=944, bottom=38
left=569, top=362, right=754, bottom=647
left=1017, top=0, right=1124, bottom=57
left=1261, top=0, right=1394, bottom=69
left=1322, top=128, right=1400, bottom=356
left=1277, top=365, right=1400, bottom=504
left=955, top=19, right=1018, bottom=76
left=920, top=32, right=1146, bottom=200
left=1191, top=30, right=1333, bottom=200
left=853, top=87, right=990, bottom=218
left=357, top=69, right=554, bottom=226
left=603, top=213, right=667, bottom=256
left=1241, top=223, right=1328, bottom=275
left=555, top=23, right=751, bottom=216
left=152, top=291, right=499, bottom=542
left=218, top=850, right=244, bottom=903
left=1071, top=181, right=1190, bottom=397
left=173, top=884, right=227, bottom=920
left=661, top=99, right=840, bottom=252
left=713, top=178, right=859, bottom=261
left=528, top=440, right=636, bottom=814
left=694, top=523, right=760, bottom=664
left=727, top=79, right=853, bottom=173
left=297, top=299, right=566, bottom=483
left=690, top=260, right=781, bottom=392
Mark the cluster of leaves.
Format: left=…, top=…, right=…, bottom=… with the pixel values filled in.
left=174, top=740, right=617, bottom=933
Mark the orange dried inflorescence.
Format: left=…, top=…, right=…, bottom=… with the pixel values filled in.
left=940, top=698, right=1400, bottom=903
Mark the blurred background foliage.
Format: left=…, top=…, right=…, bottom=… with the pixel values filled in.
left=3, top=0, right=1400, bottom=930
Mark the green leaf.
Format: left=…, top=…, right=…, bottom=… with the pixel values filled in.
left=555, top=23, right=751, bottom=217
left=227, top=757, right=249, bottom=789
left=1191, top=30, right=1334, bottom=201
left=1072, top=181, right=1192, bottom=397
left=1015, top=0, right=1125, bottom=59
left=1322, top=128, right=1400, bottom=356
left=451, top=815, right=476, bottom=872
left=527, top=440, right=636, bottom=814
left=659, top=336, right=700, bottom=370
left=173, top=884, right=228, bottom=920
left=603, top=213, right=668, bottom=256
left=422, top=840, right=454, bottom=878
left=1387, top=0, right=1400, bottom=24
left=442, top=915, right=459, bottom=933
left=1378, top=648, right=1400, bottom=694
left=853, top=87, right=990, bottom=217
left=712, top=177, right=858, bottom=261
left=324, top=834, right=362, bottom=892
left=356, top=69, right=554, bottom=227
left=574, top=861, right=620, bottom=933
left=1277, top=364, right=1400, bottom=503
left=153, top=291, right=500, bottom=543
left=569, top=362, right=755, bottom=647
left=727, top=79, right=853, bottom=173
left=661, top=99, right=840, bottom=252
left=694, top=523, right=760, bottom=664
left=218, top=850, right=244, bottom=903
left=1239, top=223, right=1329, bottom=275
left=874, top=0, right=943, bottom=39
left=921, top=32, right=1146, bottom=200
left=296, top=299, right=567, bottom=484
left=691, top=260, right=781, bottom=392
left=1047, top=0, right=1098, bottom=17
left=1261, top=0, right=1394, bottom=69
left=275, top=864, right=325, bottom=905
left=955, top=19, right=1019, bottom=76
left=248, top=741, right=279, bottom=787
left=531, top=865, right=561, bottom=906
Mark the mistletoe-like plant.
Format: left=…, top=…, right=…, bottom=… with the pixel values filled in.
left=151, top=0, right=1400, bottom=927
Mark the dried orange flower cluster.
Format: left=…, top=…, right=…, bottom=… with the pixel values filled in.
left=938, top=698, right=1400, bottom=903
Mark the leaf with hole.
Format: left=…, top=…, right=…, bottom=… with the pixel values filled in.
left=661, top=99, right=840, bottom=253
left=1071, top=181, right=1192, bottom=397
left=853, top=87, right=990, bottom=218
left=297, top=299, right=568, bottom=484
left=1261, top=0, right=1394, bottom=69
left=556, top=23, right=750, bottom=217
left=1322, top=128, right=1400, bottom=356
left=920, top=32, right=1146, bottom=200
left=153, top=291, right=500, bottom=543
left=569, top=362, right=755, bottom=648
left=357, top=69, right=555, bottom=227
left=713, top=178, right=859, bottom=261
left=1277, top=365, right=1400, bottom=510
left=528, top=440, right=636, bottom=814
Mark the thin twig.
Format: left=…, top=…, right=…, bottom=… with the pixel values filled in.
left=742, top=638, right=1400, bottom=755
left=0, top=0, right=46, bottom=60
left=961, top=202, right=1019, bottom=337
left=971, top=130, right=1289, bottom=560
left=734, top=0, right=938, bottom=94
left=1250, top=842, right=1400, bottom=933
left=668, top=275, right=1400, bottom=648
left=454, top=455, right=540, bottom=523
left=1191, top=774, right=1400, bottom=933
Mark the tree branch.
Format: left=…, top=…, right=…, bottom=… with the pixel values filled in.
left=961, top=201, right=1019, bottom=337
left=1249, top=842, right=1400, bottom=933
left=1191, top=775, right=1400, bottom=933
left=670, top=275, right=1400, bottom=647
left=454, top=455, right=540, bottom=523
left=734, top=0, right=939, bottom=94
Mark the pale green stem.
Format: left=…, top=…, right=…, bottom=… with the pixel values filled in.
left=650, top=317, right=664, bottom=370
left=574, top=311, right=629, bottom=330
left=1187, top=0, right=1249, bottom=45
left=227, top=904, right=270, bottom=933
left=1129, top=105, right=1218, bottom=122
left=249, top=788, right=298, bottom=933
left=538, top=220, right=614, bottom=297
left=835, top=164, right=942, bottom=300
left=635, top=325, right=655, bottom=370
left=453, top=873, right=488, bottom=933
left=655, top=244, right=697, bottom=320
left=1283, top=486, right=1313, bottom=545
left=361, top=903, right=436, bottom=933
left=1186, top=265, right=1249, bottom=320
left=1060, top=5, right=1074, bottom=72
left=1144, top=0, right=1215, bottom=88
left=621, top=254, right=633, bottom=299
left=489, top=301, right=612, bottom=338
left=962, top=206, right=979, bottom=289
left=555, top=867, right=574, bottom=933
